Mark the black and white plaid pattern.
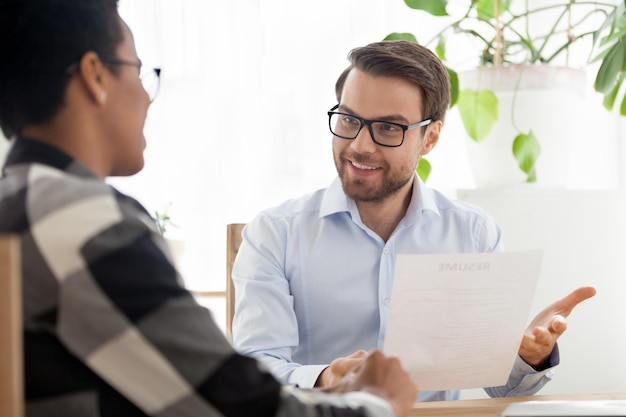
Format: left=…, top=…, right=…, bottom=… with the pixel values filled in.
left=0, top=138, right=394, bottom=417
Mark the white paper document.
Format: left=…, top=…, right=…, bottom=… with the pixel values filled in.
left=383, top=251, right=543, bottom=391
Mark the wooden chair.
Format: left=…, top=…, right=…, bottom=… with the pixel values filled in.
left=0, top=234, right=23, bottom=417
left=191, top=223, right=245, bottom=340
left=224, top=223, right=244, bottom=338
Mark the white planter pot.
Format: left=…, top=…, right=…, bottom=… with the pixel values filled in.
left=166, top=238, right=185, bottom=270
left=459, top=65, right=586, bottom=188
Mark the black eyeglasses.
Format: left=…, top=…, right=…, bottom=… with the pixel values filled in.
left=66, top=57, right=161, bottom=102
left=327, top=104, right=432, bottom=147
left=101, top=58, right=161, bottom=102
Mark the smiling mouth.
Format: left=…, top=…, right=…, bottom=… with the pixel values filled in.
left=350, top=160, right=378, bottom=170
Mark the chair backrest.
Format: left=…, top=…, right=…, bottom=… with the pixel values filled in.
left=225, top=223, right=245, bottom=339
left=0, top=234, right=23, bottom=417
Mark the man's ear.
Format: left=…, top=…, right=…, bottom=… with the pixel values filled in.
left=419, top=120, right=442, bottom=156
left=76, top=51, right=109, bottom=105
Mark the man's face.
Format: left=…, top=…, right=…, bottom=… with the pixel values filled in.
left=332, top=68, right=435, bottom=203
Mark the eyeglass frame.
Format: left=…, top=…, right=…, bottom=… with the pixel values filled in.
left=65, top=56, right=161, bottom=102
left=327, top=104, right=432, bottom=148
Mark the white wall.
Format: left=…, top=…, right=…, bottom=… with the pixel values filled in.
left=459, top=188, right=626, bottom=398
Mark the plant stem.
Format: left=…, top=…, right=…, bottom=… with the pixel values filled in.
left=532, top=3, right=571, bottom=63
left=421, top=0, right=618, bottom=66
left=495, top=0, right=502, bottom=65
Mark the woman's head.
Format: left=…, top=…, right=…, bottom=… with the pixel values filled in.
left=0, top=0, right=156, bottom=177
left=0, top=0, right=122, bottom=138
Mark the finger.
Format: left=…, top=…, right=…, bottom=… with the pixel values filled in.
left=521, top=333, right=535, bottom=346
left=331, top=359, right=358, bottom=374
left=365, top=349, right=385, bottom=366
left=548, top=314, right=567, bottom=334
left=331, top=355, right=367, bottom=375
left=349, top=349, right=369, bottom=359
left=555, top=286, right=596, bottom=317
left=532, top=327, right=551, bottom=344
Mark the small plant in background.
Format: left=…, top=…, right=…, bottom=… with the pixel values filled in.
left=154, top=204, right=178, bottom=236
left=154, top=204, right=186, bottom=268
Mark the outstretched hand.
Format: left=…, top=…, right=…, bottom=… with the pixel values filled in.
left=519, top=286, right=596, bottom=367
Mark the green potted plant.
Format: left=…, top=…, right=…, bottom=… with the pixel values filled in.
left=154, top=208, right=176, bottom=236
left=386, top=0, right=625, bottom=184
left=154, top=204, right=185, bottom=268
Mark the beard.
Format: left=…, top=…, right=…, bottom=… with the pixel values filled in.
left=334, top=149, right=414, bottom=203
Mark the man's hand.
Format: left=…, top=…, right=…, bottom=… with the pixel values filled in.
left=315, top=349, right=368, bottom=387
left=519, top=286, right=596, bottom=368
left=323, top=350, right=418, bottom=417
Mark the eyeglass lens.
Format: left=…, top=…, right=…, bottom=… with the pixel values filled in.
left=141, top=68, right=161, bottom=102
left=329, top=113, right=405, bottom=146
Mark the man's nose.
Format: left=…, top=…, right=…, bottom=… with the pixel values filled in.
left=350, top=124, right=377, bottom=153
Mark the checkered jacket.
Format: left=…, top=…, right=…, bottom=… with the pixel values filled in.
left=0, top=138, right=394, bottom=417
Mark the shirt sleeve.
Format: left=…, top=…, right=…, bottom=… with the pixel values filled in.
left=46, top=190, right=394, bottom=417
left=277, top=386, right=395, bottom=417
left=484, top=346, right=559, bottom=398
left=231, top=213, right=328, bottom=387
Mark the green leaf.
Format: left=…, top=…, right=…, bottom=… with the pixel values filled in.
left=512, top=130, right=541, bottom=183
left=404, top=0, right=448, bottom=16
left=416, top=158, right=432, bottom=182
left=601, top=72, right=624, bottom=111
left=476, top=0, right=513, bottom=21
left=602, top=79, right=619, bottom=111
left=435, top=36, right=447, bottom=61
left=594, top=39, right=626, bottom=94
left=621, top=91, right=626, bottom=116
left=593, top=5, right=626, bottom=50
left=457, top=88, right=499, bottom=142
left=384, top=32, right=418, bottom=43
left=447, top=67, right=459, bottom=108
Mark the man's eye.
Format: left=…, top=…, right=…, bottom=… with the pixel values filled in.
left=378, top=123, right=400, bottom=132
left=342, top=115, right=360, bottom=126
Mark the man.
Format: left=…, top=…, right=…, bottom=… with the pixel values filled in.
left=0, top=1, right=418, bottom=416
left=232, top=40, right=596, bottom=401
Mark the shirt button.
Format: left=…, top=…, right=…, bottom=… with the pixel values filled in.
left=383, top=248, right=389, bottom=254
left=384, top=297, right=390, bottom=306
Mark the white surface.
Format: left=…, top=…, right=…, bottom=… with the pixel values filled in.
left=458, top=188, right=626, bottom=398
left=502, top=400, right=626, bottom=417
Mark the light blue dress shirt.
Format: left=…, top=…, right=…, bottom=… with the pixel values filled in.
left=233, top=175, right=557, bottom=402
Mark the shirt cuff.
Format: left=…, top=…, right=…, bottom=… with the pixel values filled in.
left=517, top=343, right=560, bottom=374
left=288, top=364, right=331, bottom=388
left=280, top=386, right=396, bottom=417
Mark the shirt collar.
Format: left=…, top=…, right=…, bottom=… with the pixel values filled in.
left=319, top=177, right=352, bottom=218
left=319, top=173, right=441, bottom=224
left=3, top=137, right=99, bottom=179
left=403, top=175, right=441, bottom=225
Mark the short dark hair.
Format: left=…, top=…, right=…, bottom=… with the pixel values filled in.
left=0, top=0, right=122, bottom=138
left=334, top=41, right=451, bottom=123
